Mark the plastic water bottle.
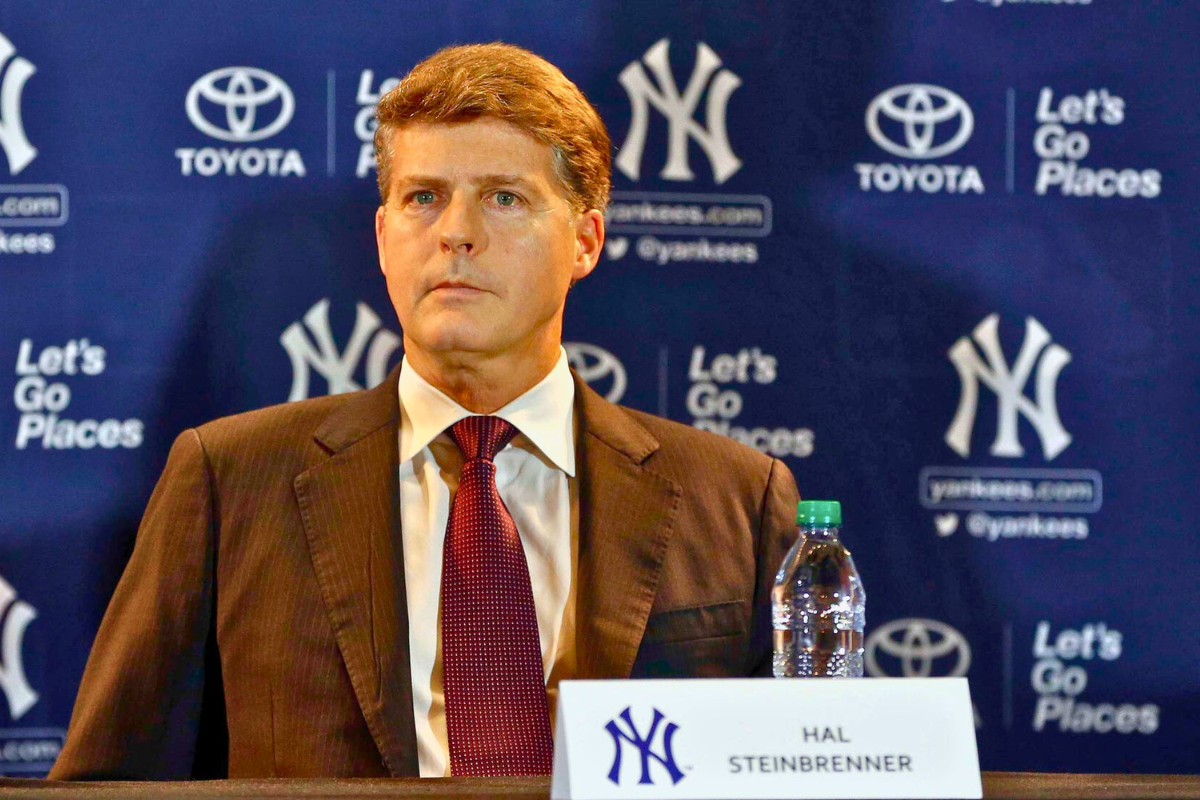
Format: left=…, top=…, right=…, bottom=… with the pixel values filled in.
left=772, top=500, right=866, bottom=677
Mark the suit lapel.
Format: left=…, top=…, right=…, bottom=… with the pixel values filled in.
left=573, top=374, right=681, bottom=679
left=293, top=366, right=419, bottom=776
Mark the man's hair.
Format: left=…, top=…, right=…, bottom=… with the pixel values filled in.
left=374, top=42, right=611, bottom=213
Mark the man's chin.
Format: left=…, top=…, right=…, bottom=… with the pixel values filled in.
left=408, top=326, right=507, bottom=360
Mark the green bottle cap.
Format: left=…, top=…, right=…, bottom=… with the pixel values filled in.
left=797, top=500, right=842, bottom=526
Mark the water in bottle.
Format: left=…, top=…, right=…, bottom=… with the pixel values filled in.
left=772, top=500, right=866, bottom=677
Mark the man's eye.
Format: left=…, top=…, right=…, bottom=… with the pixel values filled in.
left=413, top=191, right=436, bottom=205
left=495, top=192, right=518, bottom=207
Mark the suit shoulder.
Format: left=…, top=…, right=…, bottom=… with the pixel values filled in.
left=194, top=393, right=346, bottom=446
left=618, top=406, right=776, bottom=485
left=186, top=392, right=383, bottom=480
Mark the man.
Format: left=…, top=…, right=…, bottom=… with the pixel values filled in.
left=50, top=43, right=799, bottom=780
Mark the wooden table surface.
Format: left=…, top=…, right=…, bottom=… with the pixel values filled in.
left=1, top=773, right=1198, bottom=800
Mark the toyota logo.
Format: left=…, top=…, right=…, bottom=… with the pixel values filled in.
left=865, top=618, right=972, bottom=678
left=565, top=342, right=627, bottom=403
left=186, top=66, right=295, bottom=143
left=865, top=84, right=974, bottom=160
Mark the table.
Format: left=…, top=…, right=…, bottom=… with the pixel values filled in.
left=1, top=773, right=1197, bottom=800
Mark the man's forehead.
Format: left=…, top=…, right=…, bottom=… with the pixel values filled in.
left=390, top=119, right=552, bottom=163
left=387, top=119, right=561, bottom=191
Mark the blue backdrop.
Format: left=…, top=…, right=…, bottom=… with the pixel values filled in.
left=0, top=0, right=1197, bottom=777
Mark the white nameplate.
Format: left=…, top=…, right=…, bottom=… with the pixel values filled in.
left=551, top=677, right=981, bottom=800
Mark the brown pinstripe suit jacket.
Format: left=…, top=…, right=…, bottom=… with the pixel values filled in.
left=49, top=367, right=799, bottom=779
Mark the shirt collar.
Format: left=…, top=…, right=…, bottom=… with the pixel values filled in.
left=398, top=348, right=576, bottom=476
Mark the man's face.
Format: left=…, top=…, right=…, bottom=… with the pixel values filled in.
left=375, top=118, right=602, bottom=368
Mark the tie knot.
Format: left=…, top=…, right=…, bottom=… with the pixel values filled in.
left=449, top=416, right=517, bottom=462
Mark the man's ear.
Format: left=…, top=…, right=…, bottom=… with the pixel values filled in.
left=572, top=208, right=605, bottom=283
left=375, top=205, right=388, bottom=275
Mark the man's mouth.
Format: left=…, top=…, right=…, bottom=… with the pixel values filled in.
left=430, top=280, right=488, bottom=296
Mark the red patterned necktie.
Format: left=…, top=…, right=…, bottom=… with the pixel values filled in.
left=442, top=415, right=554, bottom=776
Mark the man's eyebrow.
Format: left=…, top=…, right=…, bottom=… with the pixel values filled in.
left=393, top=173, right=548, bottom=198
left=394, top=175, right=450, bottom=189
left=475, top=174, right=538, bottom=191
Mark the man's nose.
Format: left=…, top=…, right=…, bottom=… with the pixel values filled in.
left=439, top=192, right=486, bottom=255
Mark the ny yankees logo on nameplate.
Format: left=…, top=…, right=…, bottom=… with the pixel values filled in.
left=552, top=679, right=981, bottom=800
left=605, top=707, right=685, bottom=787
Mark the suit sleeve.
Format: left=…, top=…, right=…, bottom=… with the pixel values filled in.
left=49, top=429, right=223, bottom=779
left=746, top=458, right=800, bottom=677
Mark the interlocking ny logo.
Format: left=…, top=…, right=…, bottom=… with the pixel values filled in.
left=606, top=706, right=685, bottom=786
left=0, top=31, right=37, bottom=175
left=280, top=299, right=401, bottom=401
left=945, top=314, right=1072, bottom=460
left=0, top=575, right=38, bottom=721
left=186, top=66, right=295, bottom=143
left=616, top=39, right=742, bottom=184
left=866, top=84, right=973, bottom=160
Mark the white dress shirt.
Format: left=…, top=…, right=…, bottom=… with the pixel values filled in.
left=397, top=349, right=578, bottom=777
